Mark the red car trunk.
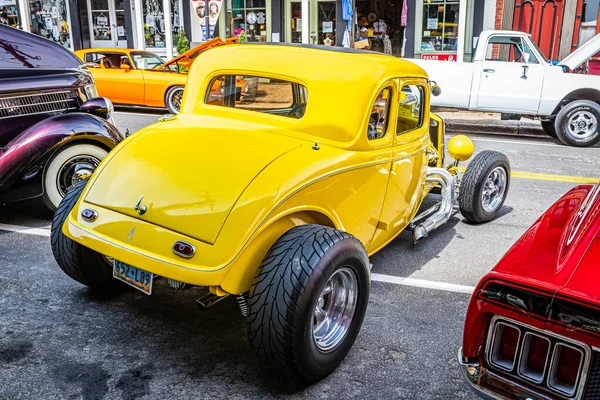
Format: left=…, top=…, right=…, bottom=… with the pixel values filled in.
left=462, top=184, right=600, bottom=359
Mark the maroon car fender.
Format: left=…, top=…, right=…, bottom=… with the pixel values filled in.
left=0, top=112, right=122, bottom=201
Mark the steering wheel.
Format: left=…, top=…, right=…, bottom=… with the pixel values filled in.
left=286, top=103, right=307, bottom=118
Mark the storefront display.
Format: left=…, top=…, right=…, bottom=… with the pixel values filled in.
left=28, top=0, right=71, bottom=49
left=226, top=0, right=267, bottom=42
left=420, top=0, right=459, bottom=57
left=354, top=0, right=405, bottom=56
left=0, top=0, right=20, bottom=28
left=144, top=0, right=166, bottom=48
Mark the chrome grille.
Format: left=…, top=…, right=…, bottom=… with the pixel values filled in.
left=486, top=316, right=592, bottom=399
left=0, top=91, right=77, bottom=119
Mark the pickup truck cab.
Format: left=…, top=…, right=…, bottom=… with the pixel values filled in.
left=412, top=30, right=600, bottom=147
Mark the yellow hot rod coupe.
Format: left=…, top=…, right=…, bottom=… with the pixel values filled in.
left=51, top=44, right=510, bottom=381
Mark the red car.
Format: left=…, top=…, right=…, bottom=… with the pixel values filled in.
left=459, top=183, right=600, bottom=399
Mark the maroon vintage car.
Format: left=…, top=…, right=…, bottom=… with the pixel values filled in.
left=459, top=183, right=600, bottom=399
left=0, top=25, right=123, bottom=211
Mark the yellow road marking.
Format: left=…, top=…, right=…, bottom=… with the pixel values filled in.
left=456, top=167, right=599, bottom=184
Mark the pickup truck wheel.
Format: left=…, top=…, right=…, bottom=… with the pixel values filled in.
left=50, top=179, right=122, bottom=290
left=165, top=86, right=185, bottom=114
left=555, top=100, right=600, bottom=147
left=540, top=120, right=557, bottom=138
left=247, top=224, right=370, bottom=382
left=458, top=150, right=510, bottom=224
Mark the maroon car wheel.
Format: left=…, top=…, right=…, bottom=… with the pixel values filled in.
left=42, top=144, right=107, bottom=211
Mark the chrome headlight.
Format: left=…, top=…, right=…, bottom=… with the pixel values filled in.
left=83, top=84, right=99, bottom=100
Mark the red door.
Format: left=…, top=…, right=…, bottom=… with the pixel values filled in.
left=512, top=0, right=564, bottom=61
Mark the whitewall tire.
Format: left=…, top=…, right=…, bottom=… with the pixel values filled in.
left=42, top=143, right=107, bottom=212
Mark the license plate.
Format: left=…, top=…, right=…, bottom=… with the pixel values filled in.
left=113, top=260, right=153, bottom=295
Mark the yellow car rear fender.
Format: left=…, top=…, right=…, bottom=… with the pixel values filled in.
left=219, top=207, right=339, bottom=294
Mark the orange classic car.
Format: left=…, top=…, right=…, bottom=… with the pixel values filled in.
left=75, top=38, right=237, bottom=114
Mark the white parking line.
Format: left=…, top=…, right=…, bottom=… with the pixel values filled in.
left=371, top=273, right=474, bottom=294
left=0, top=223, right=50, bottom=237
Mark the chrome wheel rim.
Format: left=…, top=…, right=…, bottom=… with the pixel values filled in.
left=567, top=111, right=597, bottom=139
left=481, top=166, right=507, bottom=213
left=170, top=89, right=184, bottom=113
left=56, top=155, right=101, bottom=197
left=312, top=267, right=358, bottom=352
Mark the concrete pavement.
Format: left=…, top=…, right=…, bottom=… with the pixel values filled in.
left=0, top=110, right=598, bottom=399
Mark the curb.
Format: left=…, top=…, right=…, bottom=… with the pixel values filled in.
left=444, top=119, right=548, bottom=139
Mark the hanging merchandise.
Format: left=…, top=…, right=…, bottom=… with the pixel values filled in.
left=341, top=0, right=352, bottom=22
left=342, top=27, right=350, bottom=48
left=401, top=0, right=407, bottom=27
left=383, top=35, right=391, bottom=54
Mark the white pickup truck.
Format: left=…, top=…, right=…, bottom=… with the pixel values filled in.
left=412, top=30, right=600, bottom=147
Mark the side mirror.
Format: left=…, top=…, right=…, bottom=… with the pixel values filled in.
left=430, top=81, right=442, bottom=97
left=120, top=64, right=131, bottom=71
left=81, top=97, right=114, bottom=120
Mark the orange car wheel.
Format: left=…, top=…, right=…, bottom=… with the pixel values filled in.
left=165, top=86, right=185, bottom=114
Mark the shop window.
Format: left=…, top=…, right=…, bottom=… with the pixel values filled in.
left=368, top=87, right=392, bottom=140
left=226, top=0, right=267, bottom=42
left=485, top=36, right=540, bottom=64
left=420, top=0, right=459, bottom=55
left=0, top=1, right=20, bottom=28
left=28, top=0, right=71, bottom=49
left=205, top=75, right=308, bottom=119
left=143, top=0, right=166, bottom=48
left=397, top=85, right=424, bottom=135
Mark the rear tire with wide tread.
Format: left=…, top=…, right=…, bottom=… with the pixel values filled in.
left=458, top=150, right=510, bottom=224
left=555, top=100, right=600, bottom=147
left=247, top=224, right=370, bottom=382
left=50, top=179, right=122, bottom=290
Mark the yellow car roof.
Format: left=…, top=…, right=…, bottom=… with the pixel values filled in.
left=183, top=44, right=429, bottom=146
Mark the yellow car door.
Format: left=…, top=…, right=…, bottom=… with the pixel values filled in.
left=369, top=78, right=430, bottom=253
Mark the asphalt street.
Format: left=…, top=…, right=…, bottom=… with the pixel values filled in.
left=0, top=110, right=598, bottom=399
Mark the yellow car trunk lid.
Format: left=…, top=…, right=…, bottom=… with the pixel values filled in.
left=84, top=128, right=299, bottom=245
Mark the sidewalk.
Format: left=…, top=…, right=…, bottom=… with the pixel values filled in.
left=435, top=110, right=547, bottom=138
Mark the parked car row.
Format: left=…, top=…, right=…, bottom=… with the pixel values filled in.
left=2, top=24, right=600, bottom=398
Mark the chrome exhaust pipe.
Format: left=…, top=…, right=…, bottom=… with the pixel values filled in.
left=409, top=167, right=456, bottom=243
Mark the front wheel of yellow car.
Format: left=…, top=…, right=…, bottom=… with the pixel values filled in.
left=247, top=224, right=370, bottom=382
left=50, top=179, right=124, bottom=291
left=458, top=150, right=511, bottom=224
left=165, top=86, right=185, bottom=114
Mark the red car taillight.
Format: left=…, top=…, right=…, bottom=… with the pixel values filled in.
left=490, top=322, right=521, bottom=371
left=518, top=333, right=551, bottom=383
left=549, top=344, right=585, bottom=396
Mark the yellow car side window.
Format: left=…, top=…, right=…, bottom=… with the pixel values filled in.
left=397, top=85, right=424, bottom=135
left=205, top=75, right=308, bottom=119
left=367, top=87, right=392, bottom=140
